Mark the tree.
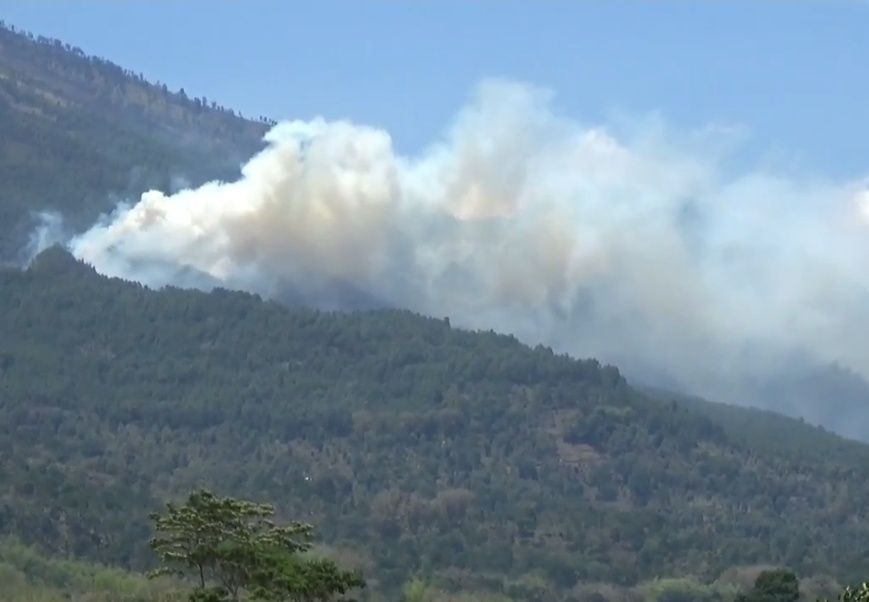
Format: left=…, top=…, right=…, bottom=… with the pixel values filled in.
left=249, top=550, right=366, bottom=602
left=149, top=489, right=364, bottom=601
left=736, top=569, right=799, bottom=602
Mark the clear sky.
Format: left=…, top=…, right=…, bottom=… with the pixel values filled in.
left=1, top=0, right=867, bottom=177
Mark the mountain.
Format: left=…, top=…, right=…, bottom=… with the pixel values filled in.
left=1, top=248, right=869, bottom=600
left=735, top=364, right=869, bottom=442
left=3, top=20, right=869, bottom=601
left=2, top=19, right=869, bottom=446
left=0, top=21, right=268, bottom=262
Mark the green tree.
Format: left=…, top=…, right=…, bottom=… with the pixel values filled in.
left=149, top=489, right=364, bottom=601
left=736, top=569, right=799, bottom=602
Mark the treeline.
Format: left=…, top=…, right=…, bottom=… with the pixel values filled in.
left=0, top=20, right=268, bottom=260
left=0, top=500, right=855, bottom=602
left=0, top=20, right=275, bottom=125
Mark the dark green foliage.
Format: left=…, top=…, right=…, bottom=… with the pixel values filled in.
left=189, top=588, right=231, bottom=602
left=735, top=570, right=798, bottom=602
left=250, top=552, right=365, bottom=601
left=3, top=251, right=869, bottom=599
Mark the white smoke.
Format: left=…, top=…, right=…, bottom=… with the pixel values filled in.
left=70, top=81, right=869, bottom=418
left=24, top=211, right=66, bottom=265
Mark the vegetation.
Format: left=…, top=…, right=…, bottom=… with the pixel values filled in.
left=2, top=18, right=869, bottom=602
left=0, top=536, right=182, bottom=601
left=0, top=248, right=867, bottom=599
left=0, top=522, right=846, bottom=602
left=736, top=570, right=799, bottom=602
left=149, top=490, right=363, bottom=601
left=0, top=532, right=839, bottom=602
left=0, top=489, right=365, bottom=602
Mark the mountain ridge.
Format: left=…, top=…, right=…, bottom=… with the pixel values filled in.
left=0, top=20, right=268, bottom=261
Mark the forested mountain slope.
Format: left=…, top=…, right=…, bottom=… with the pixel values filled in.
left=2, top=17, right=869, bottom=447
left=0, top=21, right=267, bottom=260
left=2, top=248, right=869, bottom=599
left=3, top=17, right=869, bottom=601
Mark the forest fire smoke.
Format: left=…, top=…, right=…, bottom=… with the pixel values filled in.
left=68, top=81, right=869, bottom=428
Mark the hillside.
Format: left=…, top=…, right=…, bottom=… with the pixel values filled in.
left=0, top=21, right=268, bottom=261
left=2, top=248, right=869, bottom=600
left=2, top=17, right=869, bottom=602
left=2, top=17, right=869, bottom=447
left=0, top=537, right=181, bottom=602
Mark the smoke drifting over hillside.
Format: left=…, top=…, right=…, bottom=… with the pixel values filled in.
left=69, top=81, right=869, bottom=430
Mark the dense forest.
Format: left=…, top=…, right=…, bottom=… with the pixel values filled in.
left=0, top=20, right=268, bottom=261
left=1, top=248, right=868, bottom=600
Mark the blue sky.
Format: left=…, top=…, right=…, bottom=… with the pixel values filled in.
left=1, top=0, right=867, bottom=177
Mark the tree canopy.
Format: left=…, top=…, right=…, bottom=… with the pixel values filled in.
left=735, top=570, right=799, bottom=602
left=149, top=490, right=363, bottom=601
left=3, top=251, right=869, bottom=599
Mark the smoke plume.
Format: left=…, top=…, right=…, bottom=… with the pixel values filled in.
left=24, top=211, right=67, bottom=266
left=69, top=81, right=869, bottom=435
